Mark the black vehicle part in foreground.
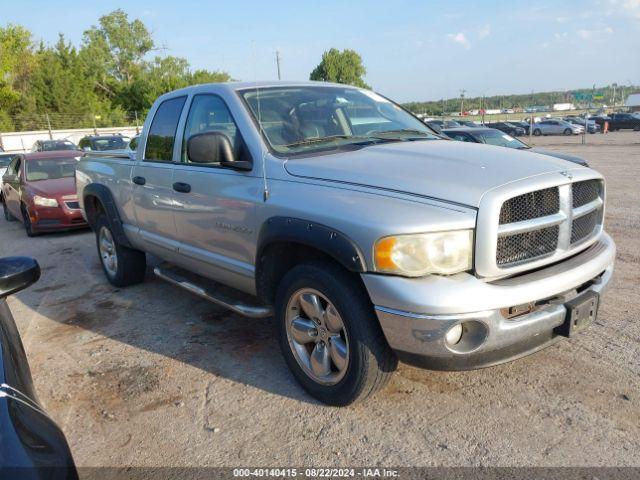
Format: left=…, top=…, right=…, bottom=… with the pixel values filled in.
left=0, top=256, right=78, bottom=479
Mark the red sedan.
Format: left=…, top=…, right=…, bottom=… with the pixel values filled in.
left=1, top=151, right=87, bottom=236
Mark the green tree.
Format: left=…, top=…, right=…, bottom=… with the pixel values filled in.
left=1, top=10, right=233, bottom=132
left=82, top=9, right=154, bottom=85
left=0, top=24, right=36, bottom=130
left=309, top=48, right=370, bottom=89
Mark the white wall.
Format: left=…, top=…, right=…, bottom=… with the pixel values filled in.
left=0, top=126, right=141, bottom=153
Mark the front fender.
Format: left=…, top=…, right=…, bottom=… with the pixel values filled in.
left=257, top=216, right=366, bottom=272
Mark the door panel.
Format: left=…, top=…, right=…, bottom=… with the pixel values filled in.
left=131, top=95, right=187, bottom=256
left=171, top=165, right=260, bottom=293
left=171, top=93, right=260, bottom=293
left=131, top=162, right=179, bottom=254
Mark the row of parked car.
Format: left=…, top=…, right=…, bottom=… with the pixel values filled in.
left=0, top=134, right=137, bottom=237
left=31, top=133, right=139, bottom=153
left=425, top=111, right=640, bottom=137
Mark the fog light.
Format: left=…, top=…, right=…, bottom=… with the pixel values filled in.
left=445, top=324, right=463, bottom=346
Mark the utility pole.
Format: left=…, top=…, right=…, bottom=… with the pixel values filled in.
left=275, top=50, right=282, bottom=80
left=611, top=83, right=617, bottom=107
left=460, top=89, right=466, bottom=115
left=45, top=113, right=53, bottom=139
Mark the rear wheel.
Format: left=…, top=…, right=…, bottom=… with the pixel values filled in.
left=275, top=261, right=397, bottom=406
left=95, top=213, right=146, bottom=287
left=533, top=128, right=542, bottom=136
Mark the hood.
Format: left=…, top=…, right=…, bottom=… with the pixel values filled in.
left=26, top=177, right=77, bottom=198
left=530, top=148, right=588, bottom=167
left=284, top=140, right=579, bottom=207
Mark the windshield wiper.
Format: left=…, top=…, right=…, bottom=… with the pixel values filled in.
left=284, top=134, right=404, bottom=150
left=370, top=129, right=433, bottom=138
left=283, top=135, right=357, bottom=148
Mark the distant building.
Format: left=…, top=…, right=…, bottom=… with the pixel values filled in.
left=625, top=93, right=640, bottom=112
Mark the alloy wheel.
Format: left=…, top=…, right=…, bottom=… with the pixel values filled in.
left=285, top=288, right=349, bottom=385
left=99, top=226, right=118, bottom=277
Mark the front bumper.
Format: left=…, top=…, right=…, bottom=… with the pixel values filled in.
left=362, top=232, right=616, bottom=370
left=29, top=204, right=88, bottom=231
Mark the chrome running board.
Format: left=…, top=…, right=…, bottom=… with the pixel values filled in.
left=153, top=263, right=273, bottom=319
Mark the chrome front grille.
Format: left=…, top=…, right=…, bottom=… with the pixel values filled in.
left=571, top=207, right=602, bottom=244
left=572, top=180, right=599, bottom=208
left=495, top=179, right=604, bottom=268
left=496, top=225, right=559, bottom=266
left=499, top=187, right=559, bottom=224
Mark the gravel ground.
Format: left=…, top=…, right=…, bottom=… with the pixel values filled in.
left=1, top=132, right=639, bottom=468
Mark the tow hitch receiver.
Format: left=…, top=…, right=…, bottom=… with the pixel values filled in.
left=556, top=291, right=600, bottom=337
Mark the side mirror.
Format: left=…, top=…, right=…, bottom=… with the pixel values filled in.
left=187, top=132, right=252, bottom=171
left=0, top=257, right=41, bottom=299
left=3, top=174, right=16, bottom=183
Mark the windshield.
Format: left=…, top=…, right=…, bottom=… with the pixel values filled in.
left=41, top=141, right=77, bottom=151
left=25, top=157, right=79, bottom=182
left=477, top=130, right=529, bottom=149
left=0, top=155, right=16, bottom=168
left=92, top=137, right=129, bottom=151
left=240, top=86, right=438, bottom=155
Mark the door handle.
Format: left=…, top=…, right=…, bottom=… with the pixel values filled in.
left=132, top=176, right=146, bottom=186
left=173, top=182, right=191, bottom=193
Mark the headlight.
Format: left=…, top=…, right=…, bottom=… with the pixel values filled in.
left=374, top=230, right=473, bottom=276
left=33, top=195, right=59, bottom=207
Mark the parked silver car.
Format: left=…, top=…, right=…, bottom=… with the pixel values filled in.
left=75, top=82, right=615, bottom=405
left=532, top=119, right=584, bottom=136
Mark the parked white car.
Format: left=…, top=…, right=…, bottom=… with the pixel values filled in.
left=532, top=119, right=584, bottom=136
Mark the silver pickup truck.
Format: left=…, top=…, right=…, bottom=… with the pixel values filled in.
left=76, top=81, right=615, bottom=406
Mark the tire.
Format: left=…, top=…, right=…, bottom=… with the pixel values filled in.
left=533, top=129, right=542, bottom=136
left=21, top=204, right=38, bottom=237
left=275, top=261, right=397, bottom=406
left=95, top=213, right=146, bottom=287
left=563, top=128, right=572, bottom=136
left=3, top=200, right=16, bottom=222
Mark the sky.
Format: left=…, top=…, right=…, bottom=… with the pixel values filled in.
left=2, top=0, right=639, bottom=102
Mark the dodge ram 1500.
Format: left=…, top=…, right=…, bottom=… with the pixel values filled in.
left=76, top=82, right=615, bottom=405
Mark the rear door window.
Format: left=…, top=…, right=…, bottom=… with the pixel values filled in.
left=144, top=96, right=187, bottom=162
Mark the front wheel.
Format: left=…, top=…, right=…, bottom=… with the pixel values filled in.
left=564, top=128, right=573, bottom=135
left=95, top=214, right=146, bottom=287
left=21, top=204, right=38, bottom=237
left=275, top=261, right=397, bottom=406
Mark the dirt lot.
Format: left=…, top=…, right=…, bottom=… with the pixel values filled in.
left=2, top=132, right=639, bottom=468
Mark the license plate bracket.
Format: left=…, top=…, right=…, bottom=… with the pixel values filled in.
left=556, top=291, right=600, bottom=337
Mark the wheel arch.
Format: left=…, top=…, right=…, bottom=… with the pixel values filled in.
left=82, top=183, right=133, bottom=248
left=255, top=217, right=367, bottom=305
